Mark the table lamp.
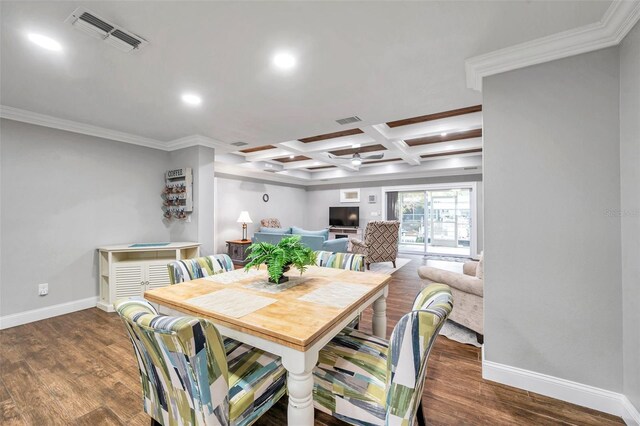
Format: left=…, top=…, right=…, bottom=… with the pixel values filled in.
left=237, top=211, right=253, bottom=241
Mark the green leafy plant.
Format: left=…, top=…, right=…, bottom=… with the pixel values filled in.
left=244, top=236, right=317, bottom=283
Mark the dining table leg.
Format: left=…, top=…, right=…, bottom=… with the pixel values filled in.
left=372, top=288, right=388, bottom=338
left=282, top=349, right=319, bottom=426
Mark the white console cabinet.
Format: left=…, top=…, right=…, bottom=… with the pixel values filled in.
left=97, top=242, right=200, bottom=312
left=328, top=227, right=362, bottom=251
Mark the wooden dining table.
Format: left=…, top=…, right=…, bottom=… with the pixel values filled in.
left=144, top=265, right=391, bottom=426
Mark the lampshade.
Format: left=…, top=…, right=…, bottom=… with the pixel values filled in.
left=236, top=211, right=253, bottom=224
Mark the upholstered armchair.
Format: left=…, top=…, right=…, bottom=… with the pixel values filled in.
left=312, top=284, right=453, bottom=426
left=260, top=218, right=281, bottom=228
left=418, top=254, right=484, bottom=341
left=115, top=299, right=286, bottom=426
left=167, top=254, right=234, bottom=284
left=350, top=220, right=400, bottom=270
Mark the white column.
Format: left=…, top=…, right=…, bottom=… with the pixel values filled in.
left=372, top=287, right=389, bottom=338
left=281, top=349, right=319, bottom=426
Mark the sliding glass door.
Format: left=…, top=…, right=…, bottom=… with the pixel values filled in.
left=393, top=186, right=474, bottom=256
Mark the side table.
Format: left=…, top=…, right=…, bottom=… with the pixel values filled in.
left=226, top=239, right=252, bottom=268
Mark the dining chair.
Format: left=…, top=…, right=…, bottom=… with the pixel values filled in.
left=314, top=250, right=365, bottom=271
left=167, top=254, right=234, bottom=284
left=115, top=299, right=287, bottom=426
left=312, top=284, right=453, bottom=426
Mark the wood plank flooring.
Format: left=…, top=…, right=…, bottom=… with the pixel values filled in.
left=0, top=256, right=623, bottom=425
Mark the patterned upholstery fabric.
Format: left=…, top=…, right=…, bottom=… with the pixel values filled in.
left=315, top=250, right=365, bottom=272
left=115, top=299, right=286, bottom=426
left=260, top=218, right=281, bottom=228
left=312, top=284, right=453, bottom=426
left=350, top=221, right=400, bottom=269
left=167, top=254, right=234, bottom=284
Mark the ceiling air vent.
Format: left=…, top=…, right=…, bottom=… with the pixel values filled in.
left=335, top=116, right=362, bottom=125
left=230, top=141, right=249, bottom=147
left=65, top=8, right=148, bottom=52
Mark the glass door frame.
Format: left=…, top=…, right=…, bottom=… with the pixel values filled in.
left=381, top=182, right=478, bottom=257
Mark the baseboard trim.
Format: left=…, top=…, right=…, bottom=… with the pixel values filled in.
left=483, top=359, right=639, bottom=425
left=0, top=296, right=99, bottom=330
left=623, top=396, right=640, bottom=426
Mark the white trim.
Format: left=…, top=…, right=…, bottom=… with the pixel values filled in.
left=466, top=0, right=640, bottom=90
left=483, top=359, right=639, bottom=424
left=0, top=105, right=167, bottom=150
left=622, top=396, right=640, bottom=425
left=0, top=296, right=100, bottom=330
left=0, top=105, right=231, bottom=153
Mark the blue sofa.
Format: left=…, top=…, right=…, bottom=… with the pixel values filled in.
left=252, top=226, right=349, bottom=253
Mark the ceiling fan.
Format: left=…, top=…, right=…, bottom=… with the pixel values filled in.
left=327, top=151, right=384, bottom=167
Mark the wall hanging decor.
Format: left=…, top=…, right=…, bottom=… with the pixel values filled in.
left=340, top=188, right=360, bottom=203
left=162, top=167, right=193, bottom=221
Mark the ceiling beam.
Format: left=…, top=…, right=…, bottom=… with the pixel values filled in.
left=405, top=128, right=482, bottom=147
left=298, top=128, right=364, bottom=143
left=362, top=125, right=422, bottom=166
left=386, top=105, right=482, bottom=128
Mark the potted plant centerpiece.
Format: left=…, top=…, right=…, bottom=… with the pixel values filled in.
left=244, top=236, right=317, bottom=284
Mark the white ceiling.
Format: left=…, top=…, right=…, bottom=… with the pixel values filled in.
left=1, top=1, right=610, bottom=148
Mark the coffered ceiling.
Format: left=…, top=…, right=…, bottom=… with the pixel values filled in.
left=216, top=104, right=483, bottom=184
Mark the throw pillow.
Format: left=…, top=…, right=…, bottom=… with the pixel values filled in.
left=291, top=226, right=329, bottom=241
left=259, top=227, right=291, bottom=234
left=475, top=252, right=484, bottom=280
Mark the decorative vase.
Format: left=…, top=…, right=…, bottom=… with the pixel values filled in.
left=267, top=265, right=291, bottom=284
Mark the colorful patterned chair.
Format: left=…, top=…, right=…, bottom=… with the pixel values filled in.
left=167, top=254, right=234, bottom=284
left=315, top=250, right=365, bottom=272
left=350, top=220, right=400, bottom=270
left=260, top=218, right=281, bottom=228
left=312, top=284, right=453, bottom=426
left=115, top=299, right=286, bottom=426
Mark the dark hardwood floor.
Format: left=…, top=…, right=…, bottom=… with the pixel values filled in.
left=0, top=257, right=623, bottom=425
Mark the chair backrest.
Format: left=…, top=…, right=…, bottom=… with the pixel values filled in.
left=315, top=250, right=365, bottom=271
left=385, top=285, right=452, bottom=424
left=167, top=254, right=234, bottom=284
left=260, top=218, right=282, bottom=228
left=115, top=299, right=230, bottom=425
left=364, top=221, right=400, bottom=263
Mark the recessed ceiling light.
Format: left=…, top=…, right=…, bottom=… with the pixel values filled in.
left=289, top=154, right=295, bottom=159
left=181, top=93, right=202, bottom=106
left=441, top=132, right=448, bottom=137
left=27, top=33, right=62, bottom=52
left=272, top=51, right=296, bottom=70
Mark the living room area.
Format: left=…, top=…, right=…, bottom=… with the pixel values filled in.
left=1, top=1, right=639, bottom=425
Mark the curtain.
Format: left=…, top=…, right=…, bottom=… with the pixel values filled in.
left=386, top=192, right=399, bottom=220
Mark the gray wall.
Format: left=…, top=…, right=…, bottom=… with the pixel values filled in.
left=0, top=120, right=170, bottom=316
left=483, top=47, right=622, bottom=391
left=620, top=21, right=640, bottom=410
left=213, top=176, right=307, bottom=254
left=169, top=146, right=216, bottom=254
left=306, top=176, right=484, bottom=255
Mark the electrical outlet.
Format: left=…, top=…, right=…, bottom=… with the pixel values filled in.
left=38, top=283, right=48, bottom=296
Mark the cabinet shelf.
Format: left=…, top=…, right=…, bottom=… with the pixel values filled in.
left=97, top=242, right=200, bottom=312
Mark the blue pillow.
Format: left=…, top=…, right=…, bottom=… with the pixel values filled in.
left=259, top=227, right=291, bottom=234
left=291, top=226, right=329, bottom=241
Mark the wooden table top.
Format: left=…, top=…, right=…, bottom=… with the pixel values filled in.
left=144, top=266, right=391, bottom=351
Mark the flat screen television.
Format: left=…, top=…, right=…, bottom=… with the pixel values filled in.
left=329, top=207, right=359, bottom=227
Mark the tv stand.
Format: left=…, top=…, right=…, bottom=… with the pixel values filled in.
left=328, top=227, right=363, bottom=243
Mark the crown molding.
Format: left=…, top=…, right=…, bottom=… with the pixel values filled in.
left=166, top=134, right=230, bottom=152
left=0, top=105, right=230, bottom=153
left=466, top=0, right=640, bottom=91
left=0, top=105, right=167, bottom=150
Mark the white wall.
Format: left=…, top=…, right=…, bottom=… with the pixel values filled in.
left=620, top=21, right=640, bottom=411
left=483, top=47, right=622, bottom=392
left=213, top=176, right=307, bottom=254
left=0, top=120, right=170, bottom=316
left=169, top=146, right=216, bottom=254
